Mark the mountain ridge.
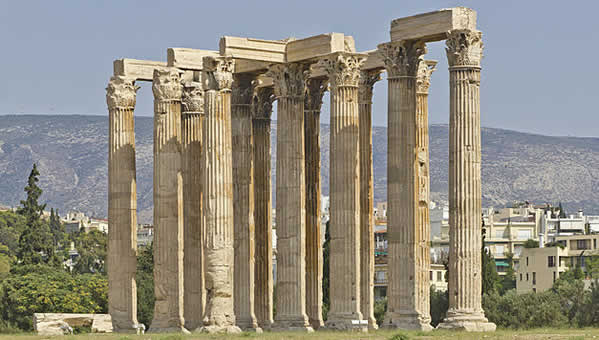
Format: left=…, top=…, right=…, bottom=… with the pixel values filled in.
left=0, top=114, right=597, bottom=223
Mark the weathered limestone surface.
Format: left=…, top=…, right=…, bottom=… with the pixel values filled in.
left=113, top=59, right=167, bottom=81
left=415, top=59, right=436, bottom=327
left=106, top=76, right=139, bottom=332
left=150, top=69, right=187, bottom=333
left=304, top=78, right=327, bottom=330
left=34, top=313, right=113, bottom=336
left=267, top=63, right=313, bottom=332
left=320, top=52, right=366, bottom=331
left=232, top=74, right=261, bottom=332
left=200, top=56, right=241, bottom=334
left=437, top=30, right=495, bottom=332
left=379, top=40, right=432, bottom=331
left=390, top=7, right=477, bottom=42
left=358, top=69, right=381, bottom=330
left=252, top=87, right=275, bottom=330
left=181, top=81, right=205, bottom=331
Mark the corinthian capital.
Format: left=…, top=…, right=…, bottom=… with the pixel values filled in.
left=358, top=69, right=382, bottom=103
left=232, top=74, right=256, bottom=105
left=416, top=60, right=437, bottom=94
left=266, top=63, right=310, bottom=98
left=445, top=29, right=483, bottom=67
left=304, top=78, right=328, bottom=112
left=378, top=40, right=427, bottom=78
left=318, top=52, right=366, bottom=88
left=203, top=56, right=235, bottom=91
left=181, top=82, right=204, bottom=114
left=106, top=76, right=139, bottom=110
left=152, top=69, right=182, bottom=102
left=252, top=87, right=275, bottom=120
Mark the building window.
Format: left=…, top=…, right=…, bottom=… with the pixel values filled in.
left=520, top=273, right=522, bottom=281
left=526, top=257, right=529, bottom=266
left=594, top=239, right=597, bottom=249
left=577, top=240, right=588, bottom=250
left=548, top=256, right=555, bottom=268
left=553, top=271, right=556, bottom=283
left=495, top=245, right=505, bottom=256
left=437, top=271, right=442, bottom=282
left=533, top=272, right=536, bottom=285
left=533, top=288, right=537, bottom=293
left=430, top=271, right=433, bottom=280
left=526, top=273, right=529, bottom=281
left=517, top=230, right=532, bottom=240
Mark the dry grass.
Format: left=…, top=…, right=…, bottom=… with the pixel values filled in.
left=1, top=328, right=599, bottom=340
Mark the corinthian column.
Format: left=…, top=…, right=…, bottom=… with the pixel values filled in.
left=304, top=78, right=327, bottom=330
left=181, top=81, right=205, bottom=331
left=150, top=69, right=187, bottom=333
left=106, top=76, right=139, bottom=332
left=415, top=60, right=436, bottom=328
left=199, top=56, right=241, bottom=333
left=438, top=30, right=495, bottom=332
left=358, top=69, right=381, bottom=330
left=252, top=87, right=274, bottom=330
left=267, top=63, right=313, bottom=332
left=379, top=40, right=432, bottom=331
left=232, top=74, right=260, bottom=332
left=320, top=52, right=366, bottom=331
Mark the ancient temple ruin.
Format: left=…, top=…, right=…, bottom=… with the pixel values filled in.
left=106, top=7, right=495, bottom=333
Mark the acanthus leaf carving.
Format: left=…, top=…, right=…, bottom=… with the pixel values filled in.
left=106, top=76, right=139, bottom=110
left=203, top=56, right=234, bottom=91
left=378, top=40, right=427, bottom=78
left=318, top=52, right=365, bottom=88
left=181, top=81, right=204, bottom=114
left=152, top=68, right=182, bottom=102
left=266, top=63, right=310, bottom=98
left=358, top=69, right=382, bottom=103
left=232, top=74, right=256, bottom=105
left=445, top=29, right=483, bottom=67
left=304, top=78, right=328, bottom=112
left=416, top=60, right=437, bottom=94
left=252, top=87, right=275, bottom=120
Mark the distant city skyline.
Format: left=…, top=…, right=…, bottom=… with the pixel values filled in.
left=0, top=1, right=598, bottom=137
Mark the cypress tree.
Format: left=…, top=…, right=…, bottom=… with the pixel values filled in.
left=17, top=164, right=56, bottom=266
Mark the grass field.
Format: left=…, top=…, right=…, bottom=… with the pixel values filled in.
left=1, top=329, right=599, bottom=340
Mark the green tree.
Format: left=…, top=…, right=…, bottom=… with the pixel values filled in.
left=0, top=211, right=27, bottom=257
left=558, top=202, right=567, bottom=218
left=16, top=164, right=55, bottom=266
left=72, top=230, right=107, bottom=274
left=136, top=243, right=154, bottom=328
left=49, top=208, right=65, bottom=248
left=499, top=251, right=516, bottom=294
left=430, top=287, right=448, bottom=327
left=523, top=239, right=539, bottom=248
left=482, top=227, right=500, bottom=295
left=322, top=220, right=331, bottom=320
left=553, top=265, right=586, bottom=324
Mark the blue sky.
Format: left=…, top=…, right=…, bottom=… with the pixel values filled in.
left=0, top=1, right=597, bottom=137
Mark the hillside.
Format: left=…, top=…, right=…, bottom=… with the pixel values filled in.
left=0, top=115, right=598, bottom=223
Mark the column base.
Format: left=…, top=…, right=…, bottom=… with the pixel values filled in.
left=197, top=325, right=242, bottom=334
left=309, top=318, right=324, bottom=330
left=367, top=316, right=379, bottom=330
left=147, top=326, right=190, bottom=334
left=325, top=314, right=368, bottom=332
left=257, top=320, right=273, bottom=331
left=272, top=317, right=314, bottom=332
left=236, top=317, right=263, bottom=333
left=436, top=311, right=496, bottom=332
left=383, top=312, right=433, bottom=331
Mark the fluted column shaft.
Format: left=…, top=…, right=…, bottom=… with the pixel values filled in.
left=200, top=56, right=240, bottom=333
left=415, top=61, right=436, bottom=322
left=267, top=63, right=313, bottom=331
left=438, top=30, right=495, bottom=332
left=182, top=82, right=205, bottom=331
left=232, top=75, right=259, bottom=330
left=304, top=78, right=326, bottom=330
left=252, top=88, right=274, bottom=329
left=320, top=52, right=366, bottom=331
left=379, top=40, right=432, bottom=330
left=151, top=69, right=186, bottom=332
left=358, top=70, right=381, bottom=330
left=106, top=76, right=139, bottom=332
